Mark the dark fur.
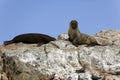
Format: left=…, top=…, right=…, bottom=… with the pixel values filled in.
left=4, top=33, right=56, bottom=45
left=68, top=20, right=98, bottom=46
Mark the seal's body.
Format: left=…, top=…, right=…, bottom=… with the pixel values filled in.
left=68, top=20, right=98, bottom=46
left=4, top=33, right=56, bottom=45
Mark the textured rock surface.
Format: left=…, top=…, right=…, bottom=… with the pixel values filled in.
left=0, top=30, right=120, bottom=80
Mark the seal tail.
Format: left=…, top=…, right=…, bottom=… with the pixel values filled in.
left=3, top=40, right=13, bottom=45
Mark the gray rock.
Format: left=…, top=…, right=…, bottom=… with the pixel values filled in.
left=67, top=76, right=72, bottom=80
left=1, top=30, right=120, bottom=80
left=78, top=75, right=83, bottom=80
left=58, top=33, right=69, bottom=40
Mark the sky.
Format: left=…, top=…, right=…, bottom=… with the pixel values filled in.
left=0, top=0, right=120, bottom=44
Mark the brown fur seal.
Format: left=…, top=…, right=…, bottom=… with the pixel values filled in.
left=4, top=33, right=56, bottom=45
left=68, top=20, right=99, bottom=46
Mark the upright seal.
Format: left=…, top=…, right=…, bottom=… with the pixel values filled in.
left=68, top=20, right=99, bottom=46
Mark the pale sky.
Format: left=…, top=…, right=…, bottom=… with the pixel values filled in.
left=0, top=0, right=120, bottom=44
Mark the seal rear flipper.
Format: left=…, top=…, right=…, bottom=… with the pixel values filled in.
left=3, top=40, right=13, bottom=45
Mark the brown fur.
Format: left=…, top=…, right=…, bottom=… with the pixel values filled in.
left=4, top=33, right=56, bottom=45
left=68, top=20, right=99, bottom=46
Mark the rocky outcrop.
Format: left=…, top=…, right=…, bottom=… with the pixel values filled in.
left=0, top=30, right=120, bottom=80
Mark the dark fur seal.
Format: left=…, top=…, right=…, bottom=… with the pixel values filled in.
left=68, top=20, right=99, bottom=46
left=4, top=33, right=56, bottom=45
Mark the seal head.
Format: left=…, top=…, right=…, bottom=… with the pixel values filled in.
left=70, top=20, right=78, bottom=29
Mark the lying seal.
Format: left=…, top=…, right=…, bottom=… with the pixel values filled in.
left=4, top=33, right=56, bottom=45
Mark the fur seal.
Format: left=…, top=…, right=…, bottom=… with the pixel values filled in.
left=68, top=20, right=101, bottom=46
left=4, top=33, right=56, bottom=45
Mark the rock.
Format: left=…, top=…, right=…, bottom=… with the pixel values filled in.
left=75, top=67, right=85, bottom=73
left=0, top=72, right=8, bottom=80
left=0, top=30, right=120, bottom=80
left=78, top=75, right=83, bottom=80
left=96, top=30, right=120, bottom=45
left=0, top=49, right=3, bottom=72
left=58, top=33, right=69, bottom=40
left=67, top=76, right=72, bottom=80
left=91, top=74, right=101, bottom=80
left=49, top=73, right=55, bottom=80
